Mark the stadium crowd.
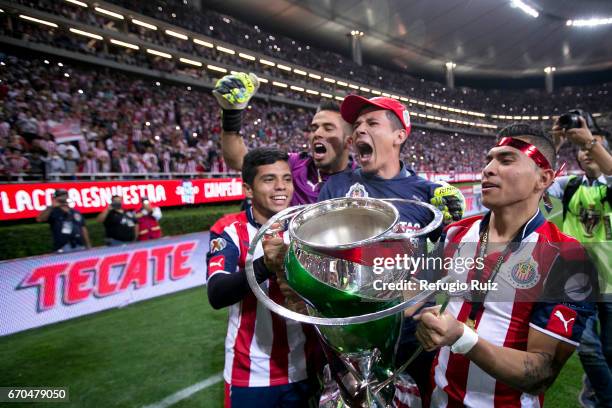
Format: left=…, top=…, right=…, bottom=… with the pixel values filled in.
left=0, top=54, right=585, bottom=179
left=0, top=54, right=309, bottom=178
left=7, top=0, right=612, bottom=117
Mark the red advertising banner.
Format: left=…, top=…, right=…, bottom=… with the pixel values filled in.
left=0, top=232, right=210, bottom=336
left=0, top=178, right=245, bottom=221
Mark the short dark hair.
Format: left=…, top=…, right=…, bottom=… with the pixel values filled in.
left=53, top=189, right=68, bottom=198
left=316, top=100, right=340, bottom=113
left=241, top=148, right=289, bottom=185
left=497, top=123, right=557, bottom=169
left=385, top=111, right=403, bottom=132
left=385, top=111, right=408, bottom=151
left=316, top=100, right=352, bottom=137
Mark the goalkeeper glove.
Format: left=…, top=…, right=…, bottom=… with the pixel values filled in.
left=431, top=183, right=465, bottom=224
left=212, top=72, right=259, bottom=132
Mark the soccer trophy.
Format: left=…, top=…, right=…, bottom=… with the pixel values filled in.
left=245, top=197, right=445, bottom=407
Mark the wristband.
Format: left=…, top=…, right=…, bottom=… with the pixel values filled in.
left=221, top=109, right=243, bottom=132
left=450, top=323, right=479, bottom=355
left=583, top=138, right=598, bottom=152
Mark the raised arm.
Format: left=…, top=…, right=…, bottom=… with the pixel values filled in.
left=212, top=72, right=259, bottom=171
left=96, top=206, right=111, bottom=223
left=220, top=130, right=249, bottom=171
left=37, top=196, right=63, bottom=222
left=553, top=117, right=612, bottom=175
left=36, top=205, right=55, bottom=222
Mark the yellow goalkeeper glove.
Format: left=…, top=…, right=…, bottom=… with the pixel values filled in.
left=212, top=72, right=259, bottom=110
left=431, top=183, right=465, bottom=224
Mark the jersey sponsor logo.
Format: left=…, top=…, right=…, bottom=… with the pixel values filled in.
left=210, top=237, right=227, bottom=253
left=208, top=255, right=225, bottom=273
left=506, top=260, right=540, bottom=289
left=546, top=305, right=577, bottom=337
left=564, top=272, right=593, bottom=301
left=346, top=183, right=368, bottom=198
left=554, top=310, right=575, bottom=332
left=395, top=221, right=421, bottom=233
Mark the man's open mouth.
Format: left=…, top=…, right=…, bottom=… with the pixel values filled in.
left=313, top=142, right=327, bottom=159
left=356, top=141, right=373, bottom=161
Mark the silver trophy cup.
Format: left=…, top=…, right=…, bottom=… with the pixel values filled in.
left=245, top=197, right=445, bottom=407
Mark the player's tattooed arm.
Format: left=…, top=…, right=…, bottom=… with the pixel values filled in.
left=414, top=311, right=576, bottom=396
left=463, top=327, right=574, bottom=395
left=519, top=351, right=556, bottom=394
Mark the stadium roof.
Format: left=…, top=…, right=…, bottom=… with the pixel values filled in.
left=207, top=0, right=612, bottom=83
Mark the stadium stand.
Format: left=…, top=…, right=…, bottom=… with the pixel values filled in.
left=6, top=0, right=612, bottom=117
left=0, top=0, right=595, bottom=180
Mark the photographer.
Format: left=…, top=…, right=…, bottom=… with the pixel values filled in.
left=36, top=189, right=91, bottom=253
left=135, top=198, right=162, bottom=242
left=96, top=195, right=137, bottom=246
left=548, top=110, right=612, bottom=407
left=553, top=110, right=612, bottom=175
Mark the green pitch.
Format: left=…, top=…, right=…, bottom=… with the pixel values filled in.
left=0, top=288, right=583, bottom=407
left=0, top=287, right=226, bottom=408
left=0, top=197, right=583, bottom=407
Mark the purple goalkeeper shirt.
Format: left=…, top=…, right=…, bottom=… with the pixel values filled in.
left=288, top=152, right=353, bottom=206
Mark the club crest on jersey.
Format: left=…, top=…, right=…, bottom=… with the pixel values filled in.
left=508, top=260, right=540, bottom=289
left=346, top=183, right=369, bottom=198
left=210, top=237, right=227, bottom=253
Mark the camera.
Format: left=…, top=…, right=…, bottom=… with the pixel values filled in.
left=557, top=109, right=596, bottom=131
left=111, top=201, right=122, bottom=210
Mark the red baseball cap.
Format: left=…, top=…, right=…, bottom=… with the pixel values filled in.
left=340, top=95, right=411, bottom=136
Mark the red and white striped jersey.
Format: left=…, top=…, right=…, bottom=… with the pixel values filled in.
left=207, top=208, right=319, bottom=387
left=431, top=210, right=596, bottom=407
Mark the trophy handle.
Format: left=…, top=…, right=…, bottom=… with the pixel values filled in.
left=371, top=296, right=451, bottom=395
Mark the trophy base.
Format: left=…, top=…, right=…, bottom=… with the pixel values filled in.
left=316, top=333, right=421, bottom=408
left=319, top=364, right=422, bottom=408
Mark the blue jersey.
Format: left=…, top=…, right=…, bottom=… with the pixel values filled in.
left=317, top=162, right=444, bottom=240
